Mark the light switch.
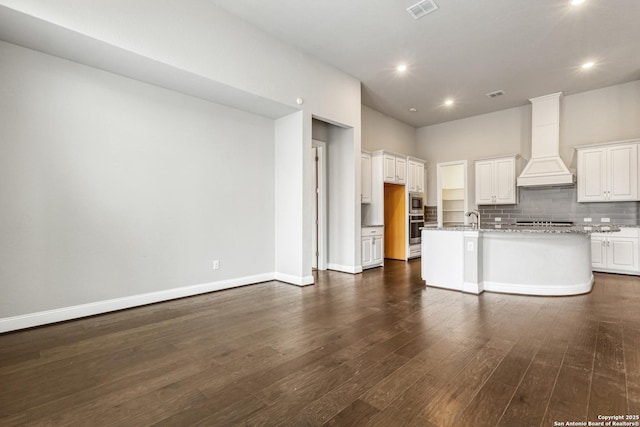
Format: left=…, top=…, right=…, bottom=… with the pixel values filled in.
left=467, top=242, right=474, bottom=251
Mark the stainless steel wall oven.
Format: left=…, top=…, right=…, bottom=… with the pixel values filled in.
left=409, top=214, right=424, bottom=245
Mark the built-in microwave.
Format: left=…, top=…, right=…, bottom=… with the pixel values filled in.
left=409, top=192, right=424, bottom=215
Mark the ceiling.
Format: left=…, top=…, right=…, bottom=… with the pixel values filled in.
left=208, top=0, right=640, bottom=128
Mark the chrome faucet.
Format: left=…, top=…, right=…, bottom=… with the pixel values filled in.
left=466, top=210, right=481, bottom=228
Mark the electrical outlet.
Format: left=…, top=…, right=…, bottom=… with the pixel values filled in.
left=601, top=218, right=611, bottom=223
left=212, top=260, right=220, bottom=270
left=584, top=218, right=592, bottom=223
left=494, top=217, right=502, bottom=222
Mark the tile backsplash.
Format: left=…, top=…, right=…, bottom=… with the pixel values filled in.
left=425, top=186, right=639, bottom=225
left=478, top=186, right=638, bottom=225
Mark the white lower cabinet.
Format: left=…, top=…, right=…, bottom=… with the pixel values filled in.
left=362, top=227, right=384, bottom=269
left=591, top=228, right=640, bottom=274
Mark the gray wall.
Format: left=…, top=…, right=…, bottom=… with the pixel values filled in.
left=0, top=41, right=276, bottom=317
left=327, top=125, right=358, bottom=270
left=417, top=80, right=640, bottom=206
left=362, top=105, right=417, bottom=156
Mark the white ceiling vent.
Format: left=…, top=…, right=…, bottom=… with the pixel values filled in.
left=486, top=90, right=505, bottom=98
left=407, top=0, right=439, bottom=20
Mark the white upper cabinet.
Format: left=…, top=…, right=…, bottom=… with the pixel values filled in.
left=577, top=140, right=639, bottom=202
left=475, top=156, right=518, bottom=205
left=408, top=158, right=426, bottom=193
left=383, top=153, right=406, bottom=184
left=361, top=152, right=372, bottom=204
left=396, top=157, right=407, bottom=185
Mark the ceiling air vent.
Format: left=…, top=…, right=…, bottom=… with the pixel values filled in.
left=407, top=0, right=439, bottom=20
left=486, top=90, right=505, bottom=99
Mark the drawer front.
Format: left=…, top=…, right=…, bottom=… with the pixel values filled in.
left=362, top=227, right=383, bottom=237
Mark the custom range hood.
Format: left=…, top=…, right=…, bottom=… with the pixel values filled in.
left=517, top=92, right=575, bottom=187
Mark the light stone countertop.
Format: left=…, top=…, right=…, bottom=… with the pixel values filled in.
left=422, top=224, right=621, bottom=234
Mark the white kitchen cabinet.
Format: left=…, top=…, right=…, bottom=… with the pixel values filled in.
left=383, top=153, right=406, bottom=185
left=362, top=226, right=384, bottom=269
left=591, top=228, right=640, bottom=274
left=577, top=140, right=639, bottom=202
left=361, top=152, right=372, bottom=203
left=408, top=158, right=426, bottom=193
left=475, top=156, right=519, bottom=205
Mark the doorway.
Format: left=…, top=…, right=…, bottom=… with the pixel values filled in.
left=436, top=160, right=468, bottom=227
left=312, top=140, right=327, bottom=270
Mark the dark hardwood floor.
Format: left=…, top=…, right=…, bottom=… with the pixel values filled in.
left=1, top=260, right=639, bottom=426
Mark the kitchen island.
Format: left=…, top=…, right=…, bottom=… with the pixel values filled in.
left=421, top=224, right=619, bottom=296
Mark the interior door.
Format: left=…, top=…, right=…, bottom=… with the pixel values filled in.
left=311, top=147, right=318, bottom=269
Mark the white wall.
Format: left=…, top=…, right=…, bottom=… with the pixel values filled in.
left=362, top=105, right=417, bottom=156
left=0, top=0, right=361, bottom=130
left=0, top=41, right=275, bottom=318
left=417, top=80, right=640, bottom=206
left=312, top=119, right=329, bottom=142
left=327, top=125, right=359, bottom=272
left=275, top=111, right=312, bottom=285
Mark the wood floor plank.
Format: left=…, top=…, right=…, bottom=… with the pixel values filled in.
left=488, top=339, right=541, bottom=388
left=562, top=318, right=599, bottom=371
left=455, top=379, right=516, bottom=427
left=414, top=339, right=514, bottom=426
left=497, top=358, right=562, bottom=426
left=358, top=337, right=461, bottom=410
left=594, top=321, right=626, bottom=376
left=290, top=352, right=409, bottom=426
left=0, top=260, right=638, bottom=426
left=587, top=373, right=628, bottom=420
left=243, top=362, right=358, bottom=426
left=322, top=399, right=380, bottom=427
left=544, top=364, right=592, bottom=420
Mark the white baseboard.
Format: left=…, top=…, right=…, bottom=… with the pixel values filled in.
left=483, top=275, right=594, bottom=296
left=0, top=272, right=276, bottom=333
left=462, top=281, right=484, bottom=295
left=274, top=272, right=314, bottom=286
left=327, top=263, right=362, bottom=274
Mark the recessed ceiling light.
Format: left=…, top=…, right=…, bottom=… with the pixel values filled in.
left=571, top=0, right=585, bottom=5
left=396, top=64, right=407, bottom=72
left=444, top=99, right=454, bottom=106
left=409, top=108, right=417, bottom=112
left=581, top=61, right=595, bottom=69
